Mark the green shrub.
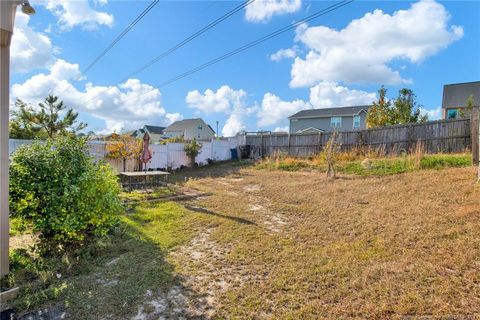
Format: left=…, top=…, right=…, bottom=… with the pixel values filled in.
left=9, top=137, right=122, bottom=247
left=184, top=139, right=202, bottom=167
left=420, top=154, right=471, bottom=169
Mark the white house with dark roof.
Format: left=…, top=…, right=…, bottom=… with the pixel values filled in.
left=163, top=118, right=215, bottom=141
left=288, top=105, right=371, bottom=134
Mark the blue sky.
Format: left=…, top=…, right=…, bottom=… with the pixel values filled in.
left=10, top=0, right=480, bottom=136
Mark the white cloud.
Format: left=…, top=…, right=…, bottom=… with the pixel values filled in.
left=420, top=106, right=442, bottom=120
left=42, top=0, right=114, bottom=31
left=274, top=126, right=289, bottom=133
left=186, top=86, right=246, bottom=114
left=270, top=47, right=298, bottom=62
left=12, top=59, right=180, bottom=133
left=11, top=14, right=54, bottom=73
left=245, top=0, right=301, bottom=23
left=223, top=113, right=246, bottom=137
left=291, top=0, right=463, bottom=87
left=186, top=85, right=254, bottom=136
left=166, top=113, right=183, bottom=124
left=309, top=81, right=376, bottom=109
left=257, top=93, right=310, bottom=126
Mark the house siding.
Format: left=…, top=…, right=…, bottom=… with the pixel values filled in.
left=164, top=119, right=215, bottom=141
left=289, top=113, right=367, bottom=133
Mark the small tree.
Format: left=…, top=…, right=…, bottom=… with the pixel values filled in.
left=459, top=94, right=475, bottom=118
left=10, top=96, right=86, bottom=139
left=366, top=86, right=392, bottom=128
left=391, top=88, right=427, bottom=124
left=106, top=133, right=143, bottom=172
left=321, top=132, right=341, bottom=178
left=184, top=139, right=202, bottom=167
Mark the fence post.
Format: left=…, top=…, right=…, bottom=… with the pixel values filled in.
left=318, top=132, right=323, bottom=153
left=407, top=124, right=414, bottom=152
left=471, top=106, right=480, bottom=166
left=287, top=133, right=291, bottom=156
left=356, top=131, right=363, bottom=153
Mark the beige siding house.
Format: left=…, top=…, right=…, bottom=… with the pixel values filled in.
left=163, top=118, right=215, bottom=141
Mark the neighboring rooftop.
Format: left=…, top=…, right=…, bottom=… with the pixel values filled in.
left=144, top=125, right=166, bottom=134
left=165, top=118, right=215, bottom=133
left=289, top=105, right=370, bottom=119
left=442, top=81, right=480, bottom=109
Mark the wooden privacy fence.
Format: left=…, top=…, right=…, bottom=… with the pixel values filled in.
left=243, top=118, right=471, bottom=158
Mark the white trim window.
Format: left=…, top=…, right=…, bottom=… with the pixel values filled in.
left=353, top=115, right=361, bottom=128
left=330, top=116, right=342, bottom=128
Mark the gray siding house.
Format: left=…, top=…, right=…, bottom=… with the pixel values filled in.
left=288, top=105, right=370, bottom=134
left=442, top=81, right=480, bottom=119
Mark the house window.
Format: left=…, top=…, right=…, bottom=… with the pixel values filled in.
left=198, top=125, right=203, bottom=130
left=353, top=115, right=361, bottom=128
left=330, top=117, right=342, bottom=128
left=447, top=109, right=458, bottom=119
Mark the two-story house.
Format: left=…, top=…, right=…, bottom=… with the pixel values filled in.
left=288, top=105, right=370, bottom=134
left=442, top=81, right=480, bottom=119
left=163, top=118, right=215, bottom=141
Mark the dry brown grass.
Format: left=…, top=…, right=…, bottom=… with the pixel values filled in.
left=174, top=163, right=480, bottom=319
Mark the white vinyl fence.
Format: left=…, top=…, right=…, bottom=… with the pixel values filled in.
left=9, top=138, right=238, bottom=172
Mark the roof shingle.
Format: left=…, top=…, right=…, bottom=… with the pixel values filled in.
left=289, top=105, right=370, bottom=119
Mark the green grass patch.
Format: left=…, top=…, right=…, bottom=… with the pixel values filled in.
left=119, top=186, right=177, bottom=202
left=420, top=154, right=471, bottom=169
left=5, top=200, right=210, bottom=319
left=338, top=158, right=413, bottom=176
left=256, top=153, right=472, bottom=176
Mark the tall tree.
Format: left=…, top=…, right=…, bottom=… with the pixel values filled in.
left=366, top=86, right=392, bottom=128
left=9, top=95, right=87, bottom=139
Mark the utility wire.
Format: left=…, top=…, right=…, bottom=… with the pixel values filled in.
left=121, top=0, right=255, bottom=82
left=55, top=1, right=159, bottom=98
left=81, top=0, right=256, bottom=106
left=83, top=0, right=160, bottom=75
left=114, top=0, right=354, bottom=105
left=158, top=0, right=353, bottom=87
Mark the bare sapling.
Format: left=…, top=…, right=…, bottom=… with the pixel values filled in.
left=324, top=132, right=341, bottom=178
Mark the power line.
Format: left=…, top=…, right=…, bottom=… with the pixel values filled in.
left=160, top=0, right=353, bottom=87
left=54, top=0, right=159, bottom=98
left=83, top=0, right=160, bottom=75
left=81, top=0, right=256, bottom=106
left=121, top=0, right=256, bottom=82
left=117, top=0, right=355, bottom=104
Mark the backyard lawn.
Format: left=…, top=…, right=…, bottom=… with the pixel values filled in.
left=7, top=158, right=480, bottom=319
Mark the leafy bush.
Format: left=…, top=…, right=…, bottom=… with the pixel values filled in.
left=9, top=137, right=122, bottom=247
left=184, top=139, right=202, bottom=167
